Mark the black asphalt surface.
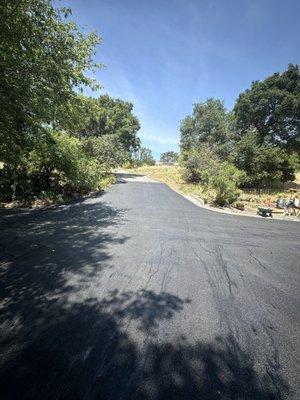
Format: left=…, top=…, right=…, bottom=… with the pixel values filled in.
left=0, top=173, right=299, bottom=400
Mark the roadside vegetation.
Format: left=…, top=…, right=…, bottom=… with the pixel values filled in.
left=131, top=164, right=300, bottom=214
left=131, top=64, right=300, bottom=212
left=130, top=147, right=156, bottom=167
left=0, top=0, right=140, bottom=206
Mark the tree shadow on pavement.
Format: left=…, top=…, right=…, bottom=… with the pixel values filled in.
left=0, top=197, right=128, bottom=342
left=0, top=198, right=289, bottom=400
left=0, top=295, right=288, bottom=400
left=98, top=288, right=191, bottom=335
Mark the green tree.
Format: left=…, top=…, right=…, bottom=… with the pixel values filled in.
left=57, top=95, right=102, bottom=136
left=0, top=0, right=101, bottom=164
left=180, top=98, right=233, bottom=160
left=211, top=162, right=245, bottom=206
left=181, top=144, right=245, bottom=206
left=0, top=0, right=143, bottom=202
left=181, top=144, right=220, bottom=183
left=232, top=131, right=299, bottom=187
left=71, top=95, right=141, bottom=153
left=0, top=130, right=102, bottom=201
left=135, top=147, right=155, bottom=166
left=160, top=151, right=179, bottom=163
left=234, top=64, right=300, bottom=151
left=82, top=135, right=130, bottom=172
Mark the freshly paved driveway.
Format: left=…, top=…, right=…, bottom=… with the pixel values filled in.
left=0, top=173, right=299, bottom=400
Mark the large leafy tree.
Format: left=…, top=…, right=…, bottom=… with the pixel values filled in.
left=234, top=64, right=300, bottom=151
left=69, top=95, right=141, bottom=153
left=232, top=130, right=299, bottom=187
left=160, top=151, right=178, bottom=163
left=134, top=147, right=155, bottom=166
left=180, top=98, right=233, bottom=160
left=0, top=0, right=101, bottom=163
left=82, top=135, right=131, bottom=172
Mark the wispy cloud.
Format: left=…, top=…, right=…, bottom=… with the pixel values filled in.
left=139, top=134, right=178, bottom=145
left=99, top=69, right=180, bottom=153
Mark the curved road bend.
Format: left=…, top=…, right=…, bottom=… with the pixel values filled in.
left=0, top=172, right=299, bottom=400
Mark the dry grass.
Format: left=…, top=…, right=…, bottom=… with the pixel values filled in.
left=240, top=172, right=300, bottom=213
left=130, top=165, right=216, bottom=203
left=132, top=165, right=184, bottom=190
left=129, top=165, right=300, bottom=214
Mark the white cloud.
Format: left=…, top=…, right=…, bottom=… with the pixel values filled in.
left=139, top=134, right=178, bottom=145
left=97, top=69, right=180, bottom=154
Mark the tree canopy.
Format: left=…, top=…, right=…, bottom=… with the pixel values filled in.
left=160, top=151, right=179, bottom=163
left=180, top=98, right=233, bottom=160
left=180, top=65, right=300, bottom=191
left=70, top=95, right=141, bottom=152
left=234, top=64, right=300, bottom=151
left=232, top=130, right=298, bottom=187
left=0, top=0, right=142, bottom=202
left=0, top=0, right=100, bottom=164
left=134, top=147, right=155, bottom=166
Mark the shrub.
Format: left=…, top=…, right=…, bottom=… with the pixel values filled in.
left=211, top=162, right=245, bottom=206
left=234, top=201, right=245, bottom=210
left=212, top=177, right=239, bottom=206
left=0, top=164, right=43, bottom=202
left=82, top=135, right=129, bottom=172
left=233, top=131, right=299, bottom=187
left=181, top=144, right=220, bottom=184
left=0, top=131, right=103, bottom=202
left=29, top=131, right=103, bottom=192
left=181, top=144, right=245, bottom=206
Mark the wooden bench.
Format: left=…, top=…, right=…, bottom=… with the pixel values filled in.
left=257, top=207, right=273, bottom=217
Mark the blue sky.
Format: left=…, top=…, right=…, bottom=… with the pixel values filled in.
left=60, top=0, right=299, bottom=159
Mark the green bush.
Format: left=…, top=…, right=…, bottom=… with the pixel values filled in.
left=233, top=131, right=299, bottom=187
left=82, top=135, right=129, bottom=172
left=211, top=162, right=245, bottom=206
left=181, top=144, right=220, bottom=183
left=28, top=131, right=103, bottom=192
left=0, top=164, right=50, bottom=202
left=0, top=131, right=103, bottom=202
left=181, top=144, right=245, bottom=206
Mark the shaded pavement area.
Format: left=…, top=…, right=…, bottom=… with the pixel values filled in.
left=0, top=174, right=299, bottom=399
